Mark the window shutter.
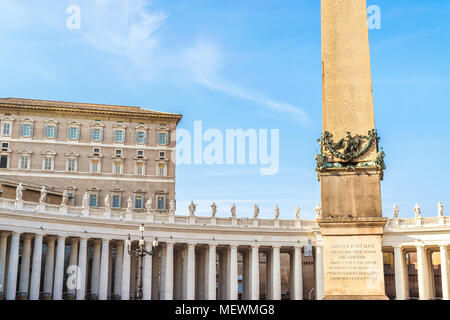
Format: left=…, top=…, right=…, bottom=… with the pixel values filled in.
left=31, top=125, right=34, bottom=137
left=91, top=128, right=94, bottom=140
left=55, top=125, right=58, bottom=138
left=76, top=127, right=80, bottom=139
left=144, top=131, right=147, bottom=143
left=67, top=127, right=70, bottom=139
left=100, top=129, right=103, bottom=141
left=20, top=124, right=24, bottom=136
left=44, top=125, right=48, bottom=137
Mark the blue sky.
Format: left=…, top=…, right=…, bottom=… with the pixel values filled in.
left=0, top=0, right=449, bottom=219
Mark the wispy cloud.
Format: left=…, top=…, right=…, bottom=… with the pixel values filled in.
left=0, top=0, right=309, bottom=123
left=182, top=39, right=310, bottom=124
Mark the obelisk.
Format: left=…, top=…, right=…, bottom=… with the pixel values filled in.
left=316, top=0, right=388, bottom=299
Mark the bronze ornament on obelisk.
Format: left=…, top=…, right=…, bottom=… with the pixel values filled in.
left=316, top=0, right=388, bottom=299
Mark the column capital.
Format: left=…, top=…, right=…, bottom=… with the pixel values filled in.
left=440, top=244, right=449, bottom=250
left=46, top=235, right=57, bottom=241
left=23, top=234, right=34, bottom=240
left=57, top=235, right=66, bottom=241
left=101, top=239, right=110, bottom=245
left=11, top=231, right=21, bottom=237
left=208, top=243, right=217, bottom=248
left=392, top=244, right=403, bottom=249
left=272, top=244, right=281, bottom=250
left=251, top=244, right=260, bottom=249
left=229, top=244, right=239, bottom=249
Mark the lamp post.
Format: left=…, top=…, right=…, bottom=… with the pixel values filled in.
left=126, top=223, right=158, bottom=300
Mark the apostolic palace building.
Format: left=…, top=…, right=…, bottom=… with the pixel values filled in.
left=0, top=98, right=449, bottom=301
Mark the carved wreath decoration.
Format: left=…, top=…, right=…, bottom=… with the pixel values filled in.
left=319, top=129, right=379, bottom=162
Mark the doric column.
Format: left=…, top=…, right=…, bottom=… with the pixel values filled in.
left=185, top=243, right=196, bottom=300
left=440, top=245, right=450, bottom=300
left=107, top=245, right=113, bottom=299
left=29, top=234, right=43, bottom=300
left=130, top=252, right=137, bottom=299
left=143, top=244, right=153, bottom=300
left=228, top=245, right=238, bottom=300
left=164, top=242, right=174, bottom=300
left=76, top=237, right=88, bottom=300
left=6, top=232, right=20, bottom=300
left=292, top=246, right=303, bottom=300
left=98, top=239, right=110, bottom=300
left=43, top=236, right=56, bottom=296
left=206, top=244, right=216, bottom=300
left=19, top=235, right=32, bottom=297
left=250, top=245, right=260, bottom=300
left=67, top=238, right=79, bottom=296
left=417, top=245, right=427, bottom=300
left=271, top=246, right=281, bottom=300
left=393, top=245, right=408, bottom=300
left=53, top=235, right=66, bottom=300
left=114, top=242, right=124, bottom=298
left=91, top=240, right=101, bottom=297
left=315, top=245, right=324, bottom=300
left=121, top=241, right=131, bottom=300
left=0, top=232, right=9, bottom=297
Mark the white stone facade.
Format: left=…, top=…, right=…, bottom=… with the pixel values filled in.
left=0, top=197, right=449, bottom=300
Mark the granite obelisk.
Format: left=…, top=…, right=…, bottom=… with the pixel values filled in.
left=316, top=0, right=388, bottom=300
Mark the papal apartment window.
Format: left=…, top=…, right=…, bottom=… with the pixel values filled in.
left=115, top=149, right=122, bottom=156
left=91, top=128, right=103, bottom=142
left=158, top=132, right=169, bottom=145
left=135, top=195, right=144, bottom=209
left=2, top=143, right=9, bottom=151
left=19, top=155, right=30, bottom=170
left=114, top=130, right=125, bottom=143
left=0, top=155, right=8, bottom=168
left=91, top=159, right=100, bottom=173
left=67, top=158, right=77, bottom=172
left=113, top=160, right=123, bottom=174
left=68, top=127, right=80, bottom=140
left=2, top=123, right=10, bottom=136
left=159, top=151, right=166, bottom=159
left=89, top=194, right=98, bottom=207
left=112, top=194, right=121, bottom=208
left=158, top=163, right=167, bottom=177
left=136, top=162, right=144, bottom=175
left=157, top=195, right=166, bottom=210
left=21, top=124, right=33, bottom=137
left=136, top=131, right=147, bottom=144
left=43, top=157, right=54, bottom=171
left=68, top=192, right=75, bottom=206
left=137, top=150, right=144, bottom=157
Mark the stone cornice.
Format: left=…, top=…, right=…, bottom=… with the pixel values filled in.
left=0, top=98, right=183, bottom=124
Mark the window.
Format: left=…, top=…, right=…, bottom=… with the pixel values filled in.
left=157, top=195, right=166, bottom=210
left=67, top=158, right=77, bottom=172
left=93, top=148, right=100, bottom=155
left=159, top=151, right=166, bottom=159
left=115, top=149, right=122, bottom=156
left=68, top=192, right=75, bottom=206
left=112, top=194, right=121, bottom=208
left=137, top=150, right=144, bottom=157
left=158, top=163, right=167, bottom=176
left=0, top=155, right=8, bottom=168
left=91, top=128, right=103, bottom=141
left=19, top=155, right=30, bottom=170
left=113, top=160, right=123, bottom=174
left=2, top=143, right=9, bottom=151
left=135, top=195, right=144, bottom=209
left=43, top=157, right=54, bottom=171
left=158, top=132, right=169, bottom=145
left=21, top=124, right=33, bottom=137
left=136, top=162, right=144, bottom=175
left=91, top=159, right=100, bottom=173
left=45, top=125, right=57, bottom=138
left=136, top=131, right=147, bottom=144
left=68, top=127, right=80, bottom=140
left=2, top=123, right=10, bottom=136
left=114, top=130, right=125, bottom=143
left=89, top=194, right=98, bottom=207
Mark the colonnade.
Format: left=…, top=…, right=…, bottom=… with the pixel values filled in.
left=0, top=231, right=307, bottom=300
left=391, top=244, right=450, bottom=300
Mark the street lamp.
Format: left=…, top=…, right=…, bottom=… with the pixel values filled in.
left=126, top=223, right=158, bottom=300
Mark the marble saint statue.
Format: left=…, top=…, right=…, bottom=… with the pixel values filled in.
left=189, top=201, right=197, bottom=216
left=438, top=202, right=444, bottom=217
left=61, top=189, right=68, bottom=206
left=104, top=194, right=111, bottom=210
left=211, top=202, right=217, bottom=217
left=274, top=205, right=280, bottom=220
left=16, top=183, right=24, bottom=201
left=414, top=203, right=421, bottom=218
left=253, top=204, right=259, bottom=219
left=295, top=205, right=301, bottom=220
left=393, top=204, right=399, bottom=219
left=39, top=186, right=47, bottom=204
